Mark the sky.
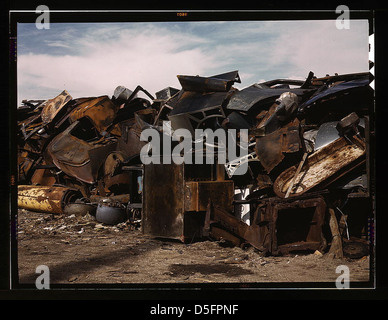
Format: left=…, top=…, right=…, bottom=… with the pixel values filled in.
left=16, top=19, right=370, bottom=104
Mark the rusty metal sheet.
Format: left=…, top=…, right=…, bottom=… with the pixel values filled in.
left=297, top=73, right=373, bottom=123
left=103, top=151, right=126, bottom=177
left=41, top=90, right=72, bottom=124
left=208, top=203, right=265, bottom=251
left=17, top=150, right=36, bottom=183
left=168, top=91, right=228, bottom=116
left=254, top=118, right=301, bottom=173
left=88, top=143, right=118, bottom=180
left=184, top=181, right=234, bottom=212
left=310, top=72, right=370, bottom=86
left=111, top=98, right=152, bottom=128
left=168, top=93, right=227, bottom=133
left=226, top=83, right=313, bottom=112
left=166, top=71, right=240, bottom=132
left=142, top=163, right=185, bottom=240
left=47, top=121, right=94, bottom=183
left=69, top=96, right=120, bottom=134
left=209, top=225, right=244, bottom=247
left=116, top=120, right=147, bottom=159
left=47, top=120, right=117, bottom=184
left=273, top=135, right=366, bottom=198
left=155, top=87, right=180, bottom=101
left=18, top=100, right=46, bottom=121
left=300, top=77, right=370, bottom=109
left=30, top=167, right=57, bottom=186
left=177, top=70, right=240, bottom=92
left=103, top=172, right=131, bottom=193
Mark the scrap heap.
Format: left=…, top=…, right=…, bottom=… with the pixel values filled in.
left=17, top=70, right=374, bottom=258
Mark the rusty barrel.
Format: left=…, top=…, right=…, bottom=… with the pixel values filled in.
left=18, top=185, right=81, bottom=214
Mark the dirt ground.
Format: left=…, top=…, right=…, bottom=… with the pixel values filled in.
left=16, top=208, right=372, bottom=288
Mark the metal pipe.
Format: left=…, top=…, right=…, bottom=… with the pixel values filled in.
left=18, top=185, right=81, bottom=214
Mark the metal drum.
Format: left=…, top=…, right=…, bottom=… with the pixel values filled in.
left=96, top=199, right=128, bottom=225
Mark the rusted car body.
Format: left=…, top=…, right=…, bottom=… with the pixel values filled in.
left=46, top=119, right=118, bottom=184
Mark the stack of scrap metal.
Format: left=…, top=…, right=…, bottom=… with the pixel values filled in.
left=17, top=70, right=374, bottom=257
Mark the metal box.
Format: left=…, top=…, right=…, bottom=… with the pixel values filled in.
left=142, top=163, right=234, bottom=242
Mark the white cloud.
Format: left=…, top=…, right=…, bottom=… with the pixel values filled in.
left=17, top=24, right=220, bottom=102
left=263, top=20, right=369, bottom=78
left=44, top=40, right=73, bottom=49
left=17, top=20, right=370, bottom=104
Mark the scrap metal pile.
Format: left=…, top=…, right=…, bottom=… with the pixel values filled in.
left=17, top=70, right=374, bottom=258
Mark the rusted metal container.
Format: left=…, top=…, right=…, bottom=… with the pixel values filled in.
left=18, top=185, right=81, bottom=214
left=142, top=163, right=234, bottom=242
left=208, top=195, right=327, bottom=255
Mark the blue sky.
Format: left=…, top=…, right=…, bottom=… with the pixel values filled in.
left=17, top=20, right=370, bottom=103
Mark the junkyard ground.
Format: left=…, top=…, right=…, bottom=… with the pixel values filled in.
left=16, top=209, right=371, bottom=287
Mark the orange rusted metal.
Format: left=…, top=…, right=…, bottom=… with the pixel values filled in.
left=47, top=120, right=117, bottom=184
left=68, top=96, right=121, bottom=135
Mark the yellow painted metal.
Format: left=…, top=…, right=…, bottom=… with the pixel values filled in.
left=18, top=185, right=80, bottom=214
